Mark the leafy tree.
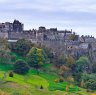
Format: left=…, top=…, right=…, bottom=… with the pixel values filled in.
left=67, top=76, right=74, bottom=84
left=27, top=47, right=48, bottom=67
left=81, top=73, right=96, bottom=90
left=80, top=79, right=85, bottom=87
left=14, top=60, right=29, bottom=74
left=66, top=56, right=75, bottom=65
left=92, top=63, right=96, bottom=73
left=15, top=39, right=34, bottom=56
left=75, top=57, right=90, bottom=73
left=42, top=46, right=54, bottom=59
left=0, top=38, right=9, bottom=51
left=81, top=73, right=96, bottom=82
left=41, top=46, right=54, bottom=63
left=57, top=53, right=66, bottom=65
left=69, top=33, right=78, bottom=41
left=0, top=50, right=11, bottom=64
left=0, top=38, right=11, bottom=64
left=59, top=65, right=71, bottom=79
left=85, top=79, right=96, bottom=90
left=66, top=56, right=76, bottom=71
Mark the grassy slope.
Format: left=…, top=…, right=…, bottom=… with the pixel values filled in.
left=0, top=71, right=91, bottom=95
left=0, top=64, right=92, bottom=95
left=0, top=53, right=94, bottom=95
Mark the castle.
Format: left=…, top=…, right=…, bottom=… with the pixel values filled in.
left=0, top=20, right=96, bottom=62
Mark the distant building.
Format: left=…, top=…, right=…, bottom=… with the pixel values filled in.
left=0, top=23, right=5, bottom=32
left=4, top=22, right=13, bottom=32
left=13, top=20, right=24, bottom=32
left=39, top=26, right=46, bottom=32
left=0, top=22, right=13, bottom=32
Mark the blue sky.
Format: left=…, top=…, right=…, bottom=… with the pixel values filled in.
left=0, top=0, right=96, bottom=37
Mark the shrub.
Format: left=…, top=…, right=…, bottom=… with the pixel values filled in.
left=9, top=72, right=14, bottom=77
left=85, top=79, right=96, bottom=90
left=67, top=76, right=74, bottom=83
left=66, top=86, right=69, bottom=91
left=54, top=79, right=59, bottom=83
left=14, top=60, right=29, bottom=75
left=40, top=85, right=43, bottom=89
left=59, top=77, right=64, bottom=82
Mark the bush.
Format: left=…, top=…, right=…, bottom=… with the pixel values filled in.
left=14, top=60, right=29, bottom=75
left=54, top=79, right=59, bottom=83
left=85, top=79, right=96, bottom=90
left=40, top=85, right=43, bottom=89
left=59, top=77, right=64, bottom=82
left=9, top=71, right=14, bottom=77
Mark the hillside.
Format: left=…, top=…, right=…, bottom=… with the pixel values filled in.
left=0, top=63, right=94, bottom=95
left=0, top=38, right=96, bottom=95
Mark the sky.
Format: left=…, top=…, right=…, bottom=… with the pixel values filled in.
left=0, top=0, right=96, bottom=37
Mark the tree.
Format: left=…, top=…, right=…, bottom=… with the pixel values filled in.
left=0, top=38, right=9, bottom=51
left=75, top=57, right=90, bottom=73
left=15, top=39, right=34, bottom=56
left=67, top=76, right=74, bottom=84
left=66, top=56, right=76, bottom=70
left=14, top=60, right=29, bottom=74
left=57, top=53, right=66, bottom=66
left=27, top=47, right=48, bottom=67
left=85, top=79, right=96, bottom=90
left=41, top=46, right=54, bottom=63
left=92, top=63, right=96, bottom=73
left=0, top=50, right=11, bottom=64
left=66, top=56, right=76, bottom=65
left=69, top=33, right=78, bottom=41
left=80, top=79, right=85, bottom=87
left=59, top=65, right=71, bottom=79
left=0, top=38, right=11, bottom=64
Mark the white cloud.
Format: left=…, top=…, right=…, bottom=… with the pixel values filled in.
left=0, top=0, right=96, bottom=37
left=7, top=0, right=96, bottom=13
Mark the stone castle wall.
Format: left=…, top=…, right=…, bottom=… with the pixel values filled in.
left=0, top=32, right=8, bottom=38
left=8, top=32, right=36, bottom=40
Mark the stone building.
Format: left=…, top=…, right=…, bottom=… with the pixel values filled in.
left=13, top=20, right=24, bottom=32
left=0, top=32, right=8, bottom=38
left=0, top=20, right=96, bottom=62
left=0, top=22, right=13, bottom=32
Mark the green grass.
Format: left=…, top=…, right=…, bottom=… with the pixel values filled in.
left=0, top=64, right=13, bottom=71
left=29, top=68, right=80, bottom=92
left=0, top=68, right=92, bottom=95
left=0, top=71, right=83, bottom=95
left=0, top=52, right=92, bottom=95
left=0, top=71, right=49, bottom=95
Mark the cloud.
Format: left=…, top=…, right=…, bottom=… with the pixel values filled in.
left=4, top=0, right=95, bottom=13
left=0, top=0, right=96, bottom=37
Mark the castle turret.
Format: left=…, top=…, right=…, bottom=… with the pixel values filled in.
left=13, top=20, right=24, bottom=32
